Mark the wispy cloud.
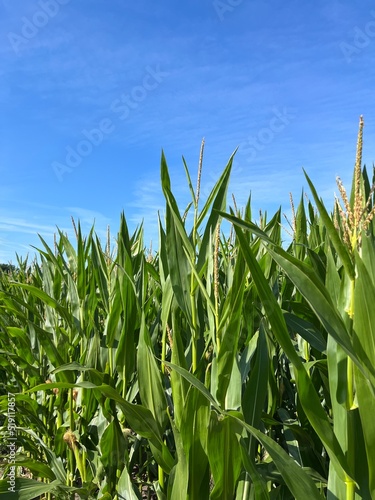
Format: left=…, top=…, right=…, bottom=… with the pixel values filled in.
left=0, top=201, right=113, bottom=262
left=0, top=216, right=62, bottom=235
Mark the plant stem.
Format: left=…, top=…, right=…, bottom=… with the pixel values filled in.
left=158, top=464, right=164, bottom=492
left=347, top=358, right=354, bottom=409
left=109, top=346, right=113, bottom=377
left=161, top=323, right=167, bottom=375
left=69, top=389, right=75, bottom=487
left=347, top=278, right=355, bottom=410
left=191, top=294, right=198, bottom=373
left=214, top=222, right=221, bottom=352
left=346, top=476, right=355, bottom=500
left=122, top=366, right=126, bottom=399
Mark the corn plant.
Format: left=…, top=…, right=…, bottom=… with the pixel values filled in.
left=0, top=118, right=374, bottom=499
left=223, top=116, right=375, bottom=500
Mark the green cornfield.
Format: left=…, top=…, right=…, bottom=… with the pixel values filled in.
left=1, top=117, right=375, bottom=499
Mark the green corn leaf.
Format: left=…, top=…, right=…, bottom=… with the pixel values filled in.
left=196, top=152, right=234, bottom=272
left=219, top=216, right=351, bottom=482
left=238, top=331, right=260, bottom=385
left=228, top=413, right=324, bottom=500
left=26, top=381, right=174, bottom=473
left=162, top=360, right=221, bottom=412
left=9, top=283, right=72, bottom=325
left=183, top=246, right=216, bottom=318
left=216, top=249, right=246, bottom=407
left=76, top=222, right=91, bottom=301
left=3, top=458, right=56, bottom=481
left=0, top=478, right=68, bottom=500
left=180, top=387, right=210, bottom=499
left=158, top=213, right=169, bottom=285
left=224, top=356, right=242, bottom=411
left=182, top=155, right=197, bottom=207
left=242, top=322, right=269, bottom=453
left=117, top=211, right=132, bottom=263
left=100, top=419, right=127, bottom=492
left=354, top=368, right=375, bottom=499
left=115, top=260, right=139, bottom=386
left=207, top=412, right=243, bottom=500
left=221, top=213, right=372, bottom=380
left=167, top=418, right=189, bottom=500
left=294, top=191, right=308, bottom=260
left=104, top=278, right=123, bottom=348
left=284, top=313, right=327, bottom=354
left=137, top=314, right=168, bottom=433
left=163, top=359, right=327, bottom=498
left=360, top=234, right=375, bottom=285
left=117, top=466, right=142, bottom=500
left=52, top=361, right=102, bottom=374
left=239, top=437, right=270, bottom=500
left=6, top=327, right=34, bottom=365
left=160, top=150, right=194, bottom=259
left=303, top=170, right=355, bottom=280
left=353, top=252, right=375, bottom=497
left=91, top=236, right=109, bottom=312
left=14, top=427, right=67, bottom=484
left=353, top=252, right=375, bottom=376
left=28, top=323, right=74, bottom=382
left=169, top=306, right=190, bottom=431
left=161, top=153, right=194, bottom=323
left=196, top=150, right=236, bottom=232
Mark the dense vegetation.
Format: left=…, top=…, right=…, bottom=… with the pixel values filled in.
left=1, top=117, right=375, bottom=499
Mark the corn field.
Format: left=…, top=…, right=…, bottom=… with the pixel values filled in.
left=1, top=117, right=375, bottom=499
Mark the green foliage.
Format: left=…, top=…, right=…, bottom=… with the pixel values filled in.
left=1, top=121, right=375, bottom=499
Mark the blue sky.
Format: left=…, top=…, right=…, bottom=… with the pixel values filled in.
left=1, top=0, right=375, bottom=263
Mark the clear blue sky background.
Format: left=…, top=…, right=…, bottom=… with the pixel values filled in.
left=1, top=0, right=375, bottom=263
